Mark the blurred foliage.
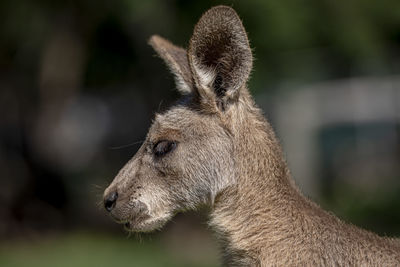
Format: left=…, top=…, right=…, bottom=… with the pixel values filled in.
left=0, top=231, right=218, bottom=267
left=1, top=0, right=400, bottom=93
left=320, top=183, right=400, bottom=236
left=0, top=0, right=400, bottom=265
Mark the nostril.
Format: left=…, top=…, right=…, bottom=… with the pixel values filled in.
left=104, top=191, right=118, bottom=212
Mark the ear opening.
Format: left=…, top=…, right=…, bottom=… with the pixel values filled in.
left=188, top=6, right=253, bottom=108
left=149, top=35, right=193, bottom=94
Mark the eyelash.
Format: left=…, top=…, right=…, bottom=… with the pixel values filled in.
left=153, top=140, right=177, bottom=157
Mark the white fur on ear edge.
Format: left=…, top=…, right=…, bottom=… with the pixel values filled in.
left=149, top=35, right=193, bottom=95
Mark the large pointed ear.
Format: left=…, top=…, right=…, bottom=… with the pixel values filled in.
left=188, top=6, right=253, bottom=110
left=149, top=35, right=193, bottom=94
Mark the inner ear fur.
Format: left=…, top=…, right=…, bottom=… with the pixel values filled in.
left=149, top=35, right=193, bottom=94
left=188, top=6, right=253, bottom=107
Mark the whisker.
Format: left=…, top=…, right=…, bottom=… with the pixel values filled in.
left=90, top=183, right=107, bottom=210
left=127, top=231, right=132, bottom=239
left=96, top=199, right=104, bottom=210
left=157, top=100, right=164, bottom=112
left=108, top=140, right=144, bottom=150
left=92, top=184, right=104, bottom=189
left=136, top=232, right=143, bottom=243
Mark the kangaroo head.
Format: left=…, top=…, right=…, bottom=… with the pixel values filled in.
left=103, top=6, right=253, bottom=232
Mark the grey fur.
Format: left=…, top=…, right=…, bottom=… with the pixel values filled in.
left=104, top=6, right=400, bottom=266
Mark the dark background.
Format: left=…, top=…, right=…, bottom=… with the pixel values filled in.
left=1, top=0, right=400, bottom=266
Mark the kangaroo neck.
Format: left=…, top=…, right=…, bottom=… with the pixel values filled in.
left=209, top=101, right=307, bottom=265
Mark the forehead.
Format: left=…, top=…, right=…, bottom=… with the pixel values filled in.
left=148, top=106, right=217, bottom=141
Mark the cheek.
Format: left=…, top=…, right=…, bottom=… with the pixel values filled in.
left=150, top=158, right=204, bottom=205
left=136, top=171, right=175, bottom=214
left=170, top=148, right=216, bottom=196
left=155, top=160, right=181, bottom=178
left=148, top=138, right=233, bottom=206
left=186, top=140, right=234, bottom=190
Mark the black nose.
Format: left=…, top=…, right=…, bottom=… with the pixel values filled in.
left=104, top=191, right=118, bottom=212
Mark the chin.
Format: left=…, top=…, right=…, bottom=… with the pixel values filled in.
left=124, top=213, right=172, bottom=233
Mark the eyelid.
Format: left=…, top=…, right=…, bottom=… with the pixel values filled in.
left=153, top=140, right=177, bottom=157
left=145, top=141, right=153, bottom=153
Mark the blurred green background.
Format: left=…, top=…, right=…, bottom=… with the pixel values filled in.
left=1, top=0, right=400, bottom=266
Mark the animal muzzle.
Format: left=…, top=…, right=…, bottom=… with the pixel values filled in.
left=104, top=190, right=150, bottom=223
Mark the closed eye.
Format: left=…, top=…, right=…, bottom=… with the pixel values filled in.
left=153, top=140, right=177, bottom=157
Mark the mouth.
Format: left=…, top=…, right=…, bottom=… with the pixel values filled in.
left=122, top=213, right=172, bottom=233
left=107, top=200, right=172, bottom=233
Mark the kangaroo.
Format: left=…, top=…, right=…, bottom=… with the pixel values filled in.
left=103, top=6, right=400, bottom=266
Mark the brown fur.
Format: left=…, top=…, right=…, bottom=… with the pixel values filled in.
left=104, top=6, right=400, bottom=266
